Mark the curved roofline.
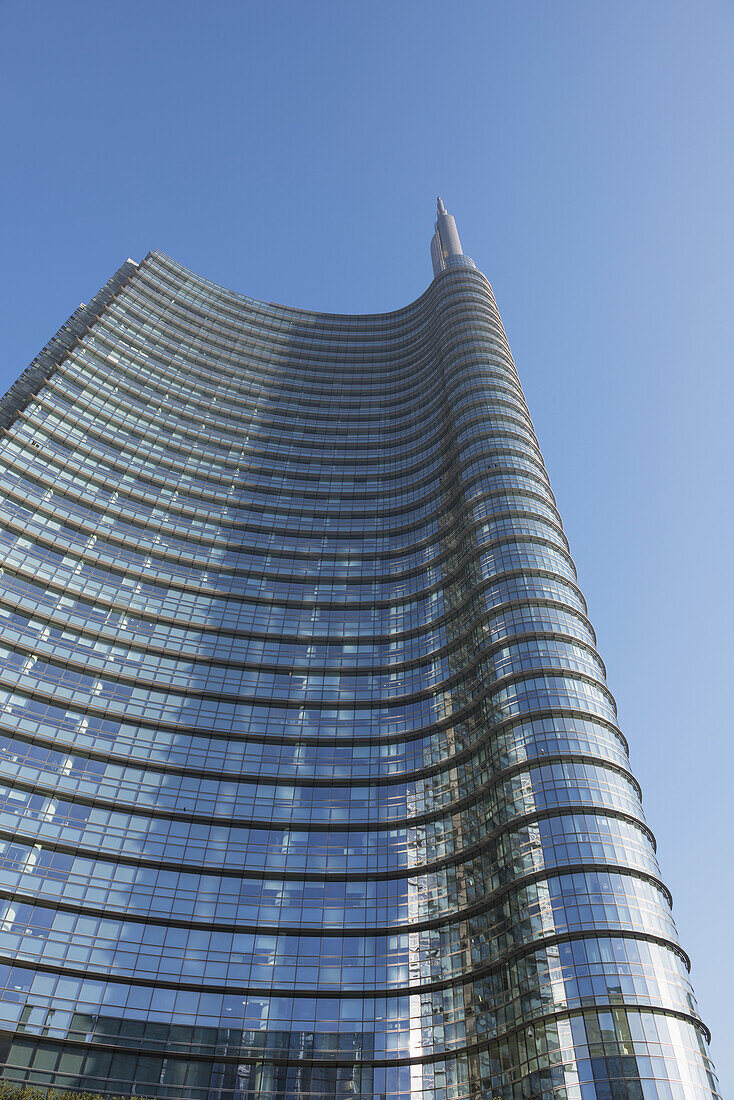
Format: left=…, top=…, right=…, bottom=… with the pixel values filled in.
left=143, top=249, right=484, bottom=323
left=144, top=199, right=479, bottom=320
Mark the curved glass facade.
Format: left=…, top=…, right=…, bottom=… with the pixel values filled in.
left=0, top=220, right=720, bottom=1100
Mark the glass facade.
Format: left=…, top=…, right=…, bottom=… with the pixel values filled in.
left=0, top=212, right=720, bottom=1100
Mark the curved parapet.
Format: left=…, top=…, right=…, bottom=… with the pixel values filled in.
left=0, top=216, right=720, bottom=1099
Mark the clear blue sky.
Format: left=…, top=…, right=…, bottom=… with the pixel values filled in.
left=2, top=0, right=733, bottom=1089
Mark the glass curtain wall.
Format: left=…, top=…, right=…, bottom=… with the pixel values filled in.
left=0, top=245, right=720, bottom=1100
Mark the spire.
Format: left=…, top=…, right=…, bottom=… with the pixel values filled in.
left=430, top=196, right=474, bottom=277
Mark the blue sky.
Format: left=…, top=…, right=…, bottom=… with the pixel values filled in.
left=2, top=0, right=733, bottom=1089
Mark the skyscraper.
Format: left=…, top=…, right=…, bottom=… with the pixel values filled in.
left=0, top=202, right=719, bottom=1099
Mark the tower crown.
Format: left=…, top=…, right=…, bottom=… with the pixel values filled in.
left=430, top=197, right=475, bottom=275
